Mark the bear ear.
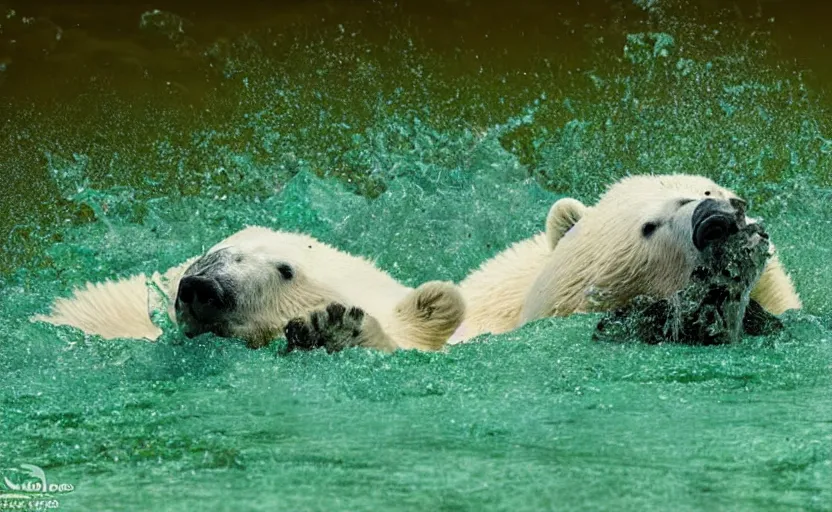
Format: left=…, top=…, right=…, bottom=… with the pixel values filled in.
left=276, top=263, right=294, bottom=280
left=546, top=198, right=587, bottom=250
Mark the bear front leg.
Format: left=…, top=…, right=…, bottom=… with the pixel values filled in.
left=284, top=303, right=397, bottom=353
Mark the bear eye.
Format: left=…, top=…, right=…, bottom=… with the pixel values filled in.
left=276, top=263, right=294, bottom=280
left=641, top=222, right=660, bottom=238
left=704, top=190, right=711, bottom=196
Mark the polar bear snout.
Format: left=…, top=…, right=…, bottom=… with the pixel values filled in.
left=175, top=275, right=236, bottom=337
left=178, top=276, right=234, bottom=312
left=692, top=198, right=745, bottom=251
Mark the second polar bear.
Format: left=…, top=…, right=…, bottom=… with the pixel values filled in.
left=34, top=226, right=465, bottom=353
left=452, top=174, right=801, bottom=343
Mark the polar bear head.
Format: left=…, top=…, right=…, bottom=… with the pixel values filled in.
left=173, top=227, right=337, bottom=347
left=521, top=174, right=751, bottom=321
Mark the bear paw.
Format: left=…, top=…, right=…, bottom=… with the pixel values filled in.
left=393, top=281, right=465, bottom=351
left=284, top=303, right=368, bottom=353
left=413, top=282, right=465, bottom=326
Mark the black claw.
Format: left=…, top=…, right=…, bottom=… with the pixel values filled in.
left=326, top=303, right=346, bottom=325
left=284, top=318, right=304, bottom=342
left=347, top=306, right=364, bottom=322
left=310, top=310, right=327, bottom=331
left=285, top=318, right=317, bottom=351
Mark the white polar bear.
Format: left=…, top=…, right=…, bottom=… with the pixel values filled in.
left=452, top=174, right=801, bottom=343
left=34, top=226, right=465, bottom=352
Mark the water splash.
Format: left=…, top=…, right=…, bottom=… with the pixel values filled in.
left=0, top=2, right=830, bottom=510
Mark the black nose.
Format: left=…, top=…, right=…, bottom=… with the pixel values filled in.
left=692, top=198, right=740, bottom=251
left=176, top=276, right=232, bottom=322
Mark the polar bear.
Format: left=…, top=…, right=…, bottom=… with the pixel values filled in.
left=452, top=174, right=801, bottom=343
left=34, top=226, right=465, bottom=353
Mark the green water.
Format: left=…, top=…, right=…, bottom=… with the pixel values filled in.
left=1, top=1, right=831, bottom=511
